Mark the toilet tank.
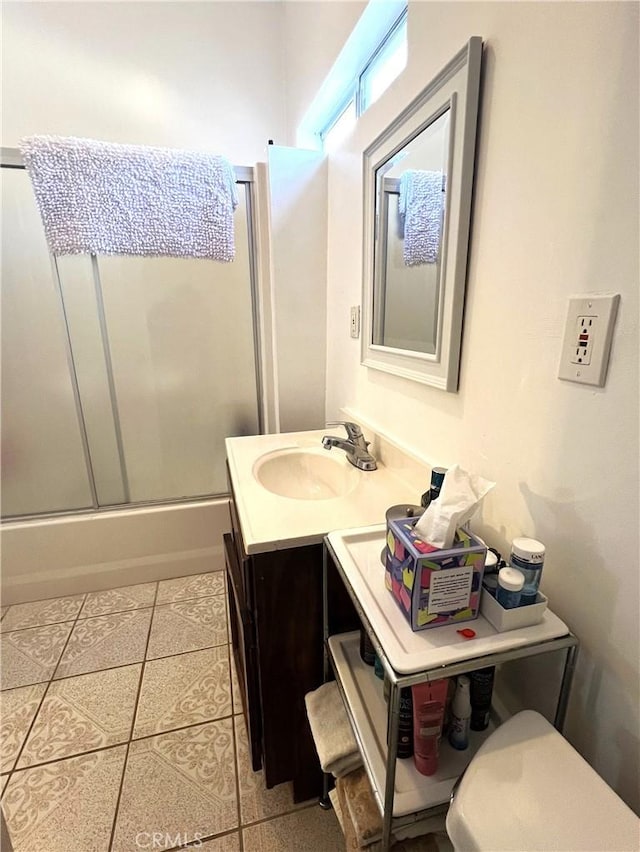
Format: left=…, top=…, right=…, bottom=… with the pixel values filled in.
left=446, top=710, right=639, bottom=852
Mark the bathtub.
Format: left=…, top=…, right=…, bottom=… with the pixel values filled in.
left=0, top=499, right=230, bottom=605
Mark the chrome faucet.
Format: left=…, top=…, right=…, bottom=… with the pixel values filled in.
left=321, top=421, right=377, bottom=471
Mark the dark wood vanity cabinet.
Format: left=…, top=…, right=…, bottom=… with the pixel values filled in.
left=223, top=527, right=262, bottom=772
left=224, top=466, right=359, bottom=802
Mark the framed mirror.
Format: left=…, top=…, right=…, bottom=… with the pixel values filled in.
left=361, top=37, right=482, bottom=391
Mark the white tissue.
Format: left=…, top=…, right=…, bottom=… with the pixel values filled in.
left=413, top=464, right=495, bottom=549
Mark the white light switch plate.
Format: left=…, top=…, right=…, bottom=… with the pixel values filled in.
left=558, top=294, right=620, bottom=386
left=350, top=305, right=360, bottom=339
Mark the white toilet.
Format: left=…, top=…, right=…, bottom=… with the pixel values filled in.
left=446, top=710, right=639, bottom=851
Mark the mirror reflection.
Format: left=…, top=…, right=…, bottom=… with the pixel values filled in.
left=372, top=108, right=450, bottom=355
left=362, top=37, right=482, bottom=391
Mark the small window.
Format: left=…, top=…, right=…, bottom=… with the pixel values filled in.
left=322, top=99, right=357, bottom=153
left=359, top=15, right=407, bottom=112
left=313, top=8, right=408, bottom=152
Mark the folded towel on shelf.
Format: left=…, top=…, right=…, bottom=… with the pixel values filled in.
left=398, top=169, right=444, bottom=266
left=330, top=751, right=366, bottom=779
left=335, top=767, right=450, bottom=851
left=336, top=769, right=370, bottom=850
left=329, top=788, right=345, bottom=834
left=336, top=766, right=382, bottom=848
left=19, top=134, right=238, bottom=261
left=305, top=681, right=362, bottom=778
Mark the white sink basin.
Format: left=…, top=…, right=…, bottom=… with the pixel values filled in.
left=253, top=448, right=359, bottom=500
left=226, top=428, right=429, bottom=554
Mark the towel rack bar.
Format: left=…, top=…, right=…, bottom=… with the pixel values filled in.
left=1, top=147, right=254, bottom=184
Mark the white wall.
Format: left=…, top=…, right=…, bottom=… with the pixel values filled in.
left=267, top=146, right=328, bottom=431
left=1, top=1, right=286, bottom=163
left=322, top=1, right=639, bottom=812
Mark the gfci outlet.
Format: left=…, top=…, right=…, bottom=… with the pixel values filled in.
left=558, top=294, right=620, bottom=387
left=570, top=315, right=594, bottom=365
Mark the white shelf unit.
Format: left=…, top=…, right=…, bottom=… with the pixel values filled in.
left=326, top=525, right=572, bottom=674
left=323, top=525, right=579, bottom=852
left=328, top=631, right=497, bottom=817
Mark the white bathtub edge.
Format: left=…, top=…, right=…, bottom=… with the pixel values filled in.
left=1, top=499, right=230, bottom=605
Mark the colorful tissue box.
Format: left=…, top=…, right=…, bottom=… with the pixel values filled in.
left=385, top=517, right=487, bottom=631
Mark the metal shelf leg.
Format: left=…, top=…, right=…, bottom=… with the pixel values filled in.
left=382, top=679, right=401, bottom=851
left=554, top=642, right=579, bottom=732
left=319, top=771, right=332, bottom=810
left=319, top=545, right=333, bottom=811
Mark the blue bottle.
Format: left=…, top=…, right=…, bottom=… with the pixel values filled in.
left=421, top=466, right=448, bottom=508
left=374, top=653, right=384, bottom=679
left=496, top=567, right=524, bottom=609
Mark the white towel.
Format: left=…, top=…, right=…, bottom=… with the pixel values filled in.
left=305, top=681, right=362, bottom=778
left=398, top=169, right=443, bottom=266
left=19, top=135, right=238, bottom=261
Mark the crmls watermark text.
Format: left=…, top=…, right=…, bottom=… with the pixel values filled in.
left=135, top=832, right=203, bottom=849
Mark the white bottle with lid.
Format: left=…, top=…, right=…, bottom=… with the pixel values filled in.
left=510, top=537, right=545, bottom=606
left=496, top=566, right=524, bottom=609
left=448, top=675, right=472, bottom=750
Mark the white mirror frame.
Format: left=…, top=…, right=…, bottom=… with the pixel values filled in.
left=361, top=37, right=483, bottom=391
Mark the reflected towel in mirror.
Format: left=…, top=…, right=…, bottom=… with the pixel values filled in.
left=19, top=135, right=239, bottom=261
left=398, top=169, right=444, bottom=266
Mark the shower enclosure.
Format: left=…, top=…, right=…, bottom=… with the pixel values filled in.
left=1, top=149, right=262, bottom=521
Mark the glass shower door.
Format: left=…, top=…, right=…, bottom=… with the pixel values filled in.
left=1, top=167, right=95, bottom=517
left=1, top=162, right=261, bottom=518
left=91, top=183, right=260, bottom=501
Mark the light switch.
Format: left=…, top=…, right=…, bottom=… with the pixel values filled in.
left=558, top=294, right=620, bottom=387
left=350, top=306, right=360, bottom=339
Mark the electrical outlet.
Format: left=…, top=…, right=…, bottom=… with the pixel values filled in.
left=350, top=305, right=360, bottom=339
left=570, top=315, right=594, bottom=365
left=558, top=294, right=620, bottom=387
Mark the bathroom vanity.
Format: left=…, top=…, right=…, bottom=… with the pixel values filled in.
left=225, top=478, right=328, bottom=799
left=224, top=429, right=423, bottom=801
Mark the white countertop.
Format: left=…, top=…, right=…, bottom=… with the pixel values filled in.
left=226, top=430, right=424, bottom=554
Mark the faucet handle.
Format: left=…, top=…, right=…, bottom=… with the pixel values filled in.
left=326, top=421, right=365, bottom=441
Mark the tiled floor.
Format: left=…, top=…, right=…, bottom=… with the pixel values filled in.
left=0, top=572, right=344, bottom=851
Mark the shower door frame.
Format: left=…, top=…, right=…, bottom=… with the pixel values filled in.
left=1, top=148, right=264, bottom=521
